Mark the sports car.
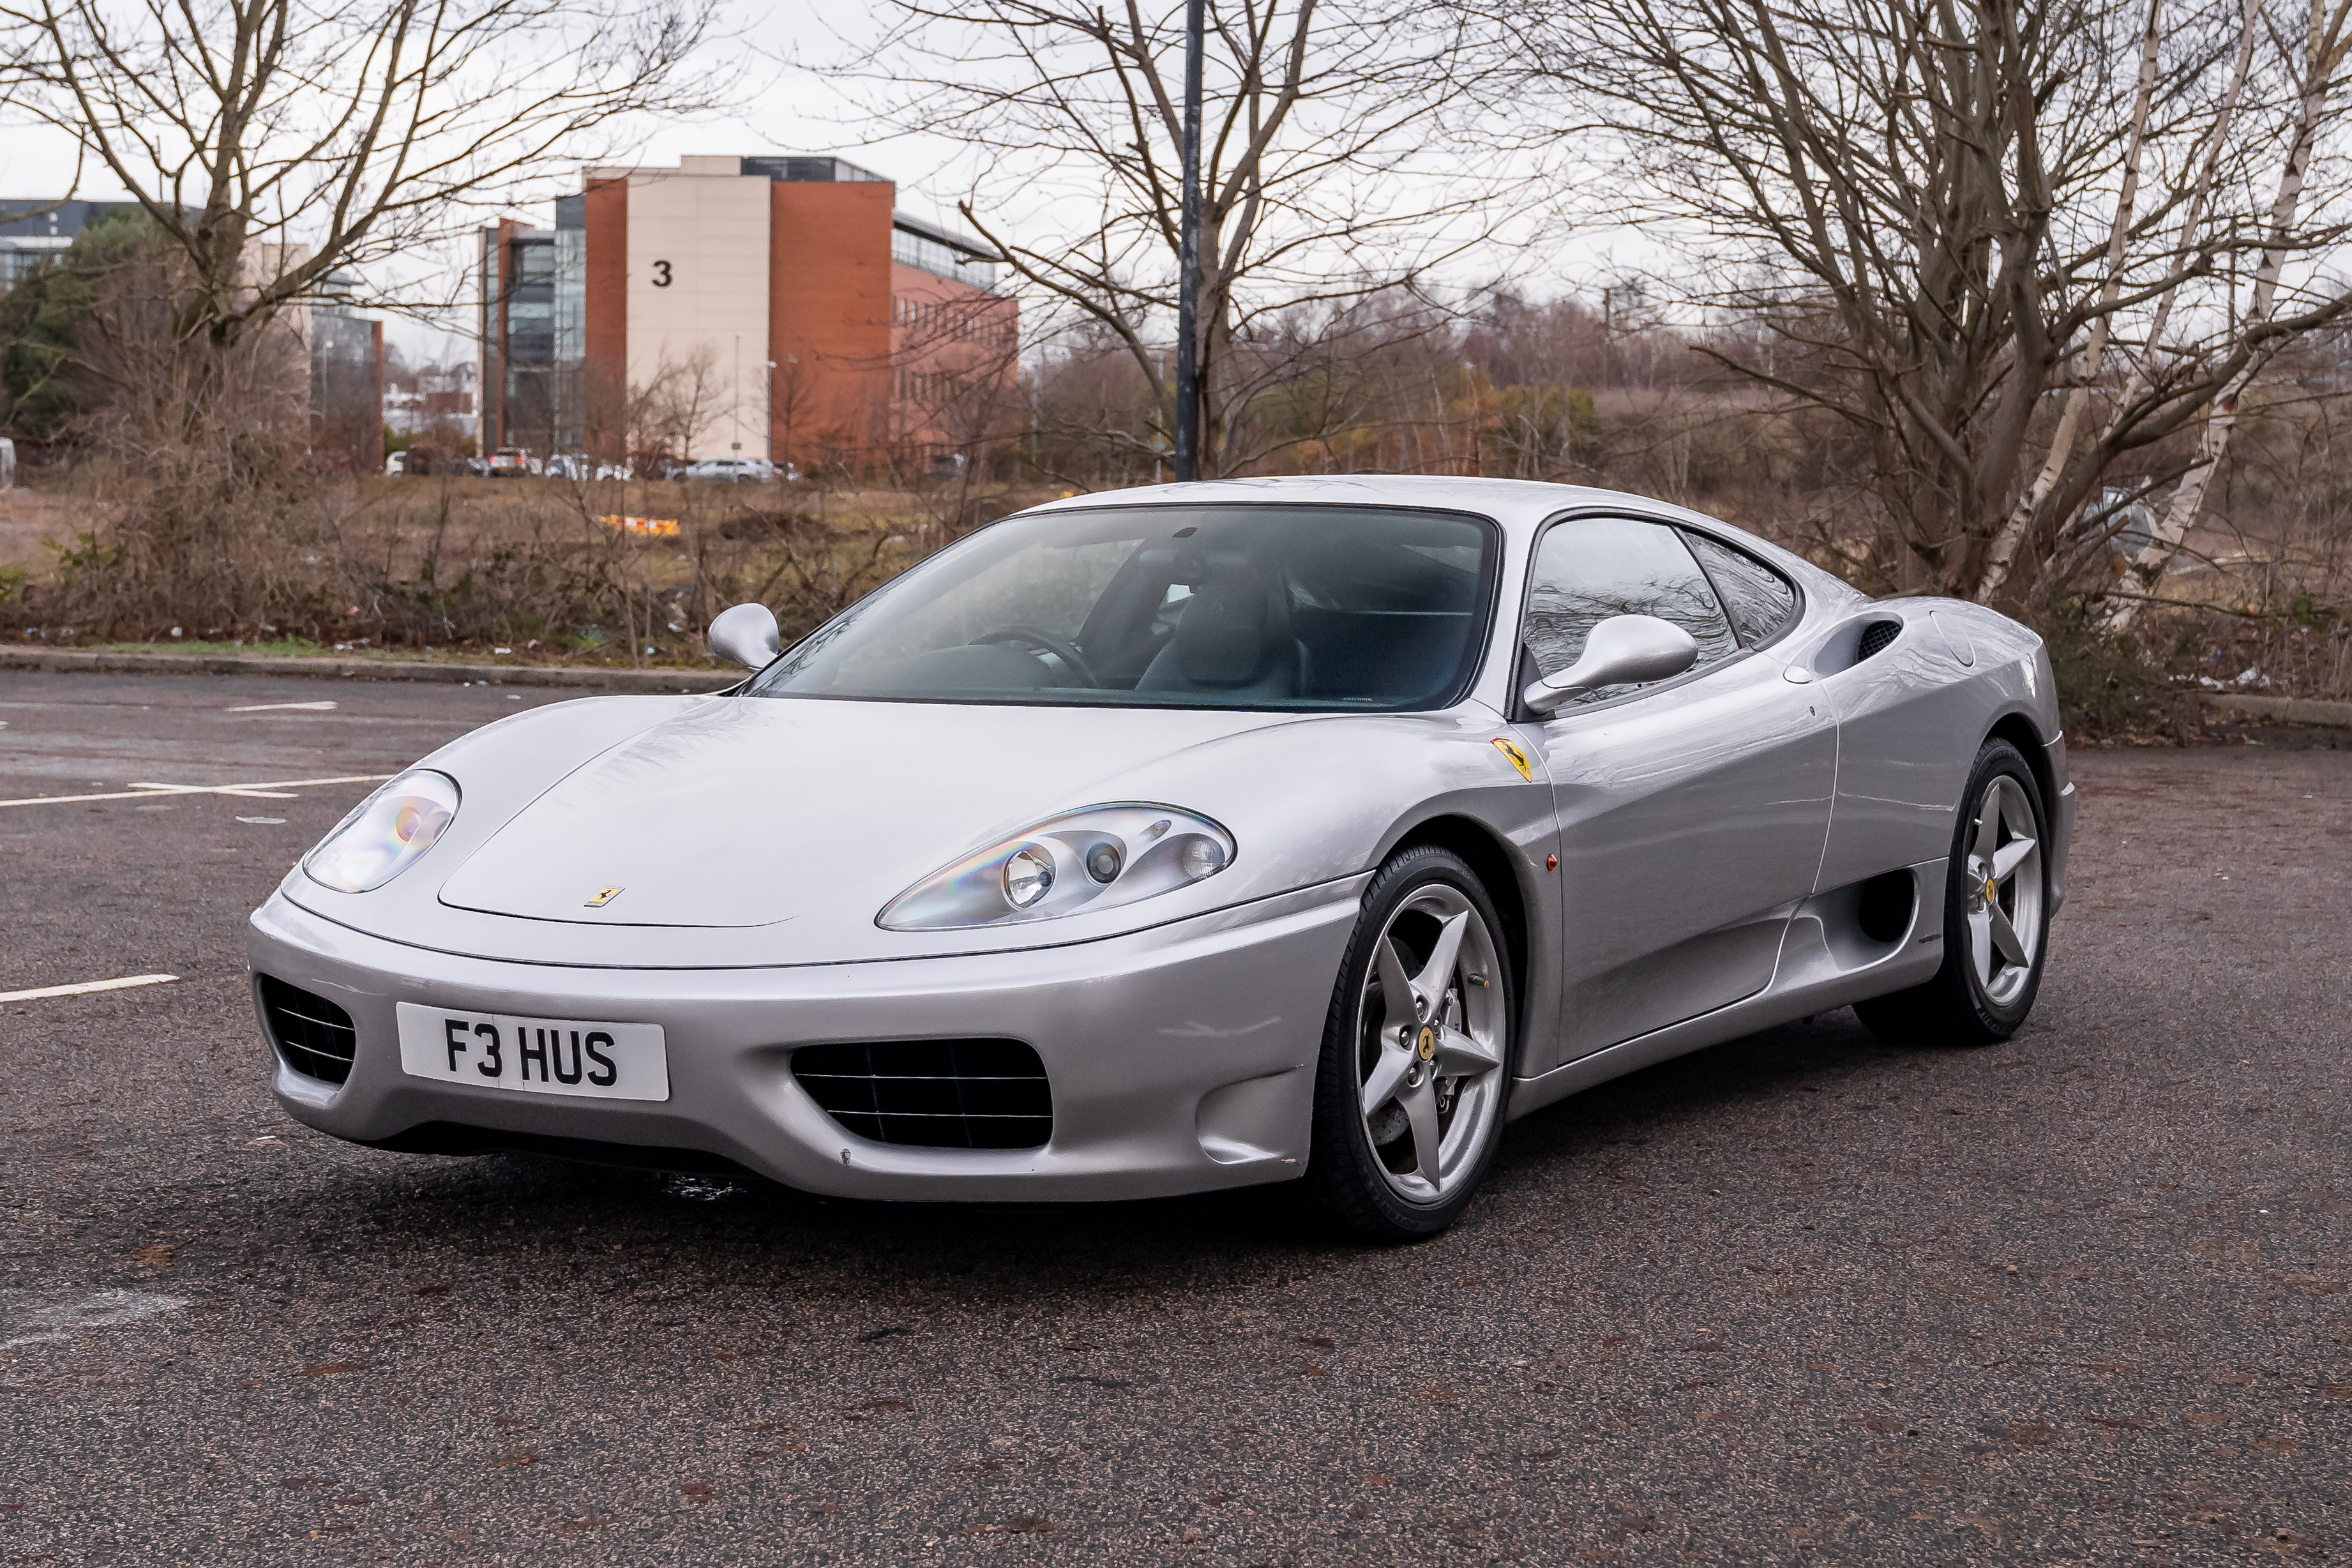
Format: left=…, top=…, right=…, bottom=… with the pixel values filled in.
left=247, top=476, right=2072, bottom=1239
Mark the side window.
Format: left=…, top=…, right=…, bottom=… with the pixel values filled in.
left=1680, top=530, right=1799, bottom=646
left=1521, top=517, right=1738, bottom=707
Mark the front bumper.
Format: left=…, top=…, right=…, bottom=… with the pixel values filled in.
left=245, top=878, right=1366, bottom=1202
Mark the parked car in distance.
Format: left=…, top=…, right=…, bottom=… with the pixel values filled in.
left=486, top=448, right=534, bottom=478
left=681, top=457, right=791, bottom=483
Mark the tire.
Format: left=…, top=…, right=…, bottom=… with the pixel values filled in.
left=1300, top=845, right=1514, bottom=1241
left=1854, top=738, right=2051, bottom=1047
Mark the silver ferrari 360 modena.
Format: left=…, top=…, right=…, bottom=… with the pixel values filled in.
left=248, top=476, right=2072, bottom=1239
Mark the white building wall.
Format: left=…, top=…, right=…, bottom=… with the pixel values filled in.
left=624, top=164, right=771, bottom=462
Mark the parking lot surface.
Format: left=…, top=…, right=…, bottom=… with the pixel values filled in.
left=2, top=668, right=2347, bottom=1565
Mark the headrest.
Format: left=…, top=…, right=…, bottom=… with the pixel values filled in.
left=1172, top=561, right=1285, bottom=686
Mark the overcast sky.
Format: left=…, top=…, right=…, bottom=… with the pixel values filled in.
left=0, top=0, right=1613, bottom=363
left=0, top=1, right=1014, bottom=359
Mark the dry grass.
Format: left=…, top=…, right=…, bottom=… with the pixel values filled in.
left=3, top=472, right=1053, bottom=665
left=4, top=432, right=2345, bottom=737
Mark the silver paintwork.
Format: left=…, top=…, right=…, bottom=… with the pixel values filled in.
left=246, top=475, right=2073, bottom=1202
left=1521, top=614, right=1700, bottom=714
left=707, top=601, right=780, bottom=670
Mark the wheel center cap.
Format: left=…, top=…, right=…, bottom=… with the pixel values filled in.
left=1982, top=875, right=1998, bottom=903
left=1415, top=1025, right=1438, bottom=1062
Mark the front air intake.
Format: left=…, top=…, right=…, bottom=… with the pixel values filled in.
left=257, top=974, right=358, bottom=1085
left=1855, top=619, right=1901, bottom=661
left=792, top=1039, right=1053, bottom=1150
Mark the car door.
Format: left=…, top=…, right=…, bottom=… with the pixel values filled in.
left=1512, top=515, right=1838, bottom=1068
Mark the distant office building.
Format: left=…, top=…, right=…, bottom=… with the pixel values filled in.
left=3, top=204, right=383, bottom=466
left=478, top=156, right=1016, bottom=467
left=308, top=276, right=385, bottom=470
left=0, top=200, right=132, bottom=288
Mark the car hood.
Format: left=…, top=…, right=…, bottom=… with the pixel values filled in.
left=433, top=697, right=1305, bottom=930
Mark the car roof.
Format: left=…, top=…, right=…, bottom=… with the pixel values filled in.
left=1019, top=474, right=1749, bottom=543
left=1009, top=474, right=1856, bottom=605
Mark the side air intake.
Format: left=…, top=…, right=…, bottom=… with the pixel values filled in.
left=1807, top=614, right=1906, bottom=676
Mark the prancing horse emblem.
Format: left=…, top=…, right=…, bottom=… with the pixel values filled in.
left=585, top=886, right=624, bottom=907
left=1416, top=1024, right=1438, bottom=1061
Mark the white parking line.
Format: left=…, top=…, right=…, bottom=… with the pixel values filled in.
left=126, top=781, right=300, bottom=799
left=0, top=973, right=177, bottom=1003
left=225, top=700, right=338, bottom=712
left=3, top=1290, right=190, bottom=1349
left=0, top=774, right=391, bottom=809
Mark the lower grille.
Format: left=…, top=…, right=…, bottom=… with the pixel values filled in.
left=257, top=974, right=358, bottom=1085
left=792, top=1039, right=1052, bottom=1150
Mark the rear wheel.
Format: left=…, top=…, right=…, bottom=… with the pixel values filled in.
left=1855, top=738, right=2050, bottom=1046
left=1301, top=846, right=1512, bottom=1241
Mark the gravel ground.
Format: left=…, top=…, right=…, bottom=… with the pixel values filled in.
left=1, top=670, right=2346, bottom=1566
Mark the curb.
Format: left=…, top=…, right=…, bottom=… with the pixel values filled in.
left=0, top=646, right=734, bottom=693
left=2197, top=691, right=2352, bottom=728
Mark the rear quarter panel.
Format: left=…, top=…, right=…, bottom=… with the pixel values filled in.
left=1813, top=601, right=2059, bottom=893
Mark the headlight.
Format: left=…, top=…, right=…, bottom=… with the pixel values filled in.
left=879, top=804, right=1235, bottom=930
left=303, top=769, right=460, bottom=893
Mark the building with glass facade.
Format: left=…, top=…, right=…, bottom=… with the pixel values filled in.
left=5, top=202, right=382, bottom=467
left=477, top=156, right=1015, bottom=469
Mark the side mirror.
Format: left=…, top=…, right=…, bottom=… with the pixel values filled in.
left=1522, top=614, right=1699, bottom=715
left=708, top=602, right=781, bottom=670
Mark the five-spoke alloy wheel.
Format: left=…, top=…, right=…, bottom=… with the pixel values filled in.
left=1857, top=738, right=2052, bottom=1046
left=1304, top=846, right=1513, bottom=1240
left=1962, top=771, right=2044, bottom=1007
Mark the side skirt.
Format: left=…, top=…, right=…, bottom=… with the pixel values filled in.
left=1504, top=856, right=1949, bottom=1121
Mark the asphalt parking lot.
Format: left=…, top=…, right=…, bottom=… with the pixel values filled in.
left=1, top=667, right=2347, bottom=1566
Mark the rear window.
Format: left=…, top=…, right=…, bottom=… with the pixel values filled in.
left=1681, top=531, right=1800, bottom=646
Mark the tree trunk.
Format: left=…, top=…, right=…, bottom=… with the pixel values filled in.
left=2102, top=0, right=2351, bottom=631
left=1972, top=0, right=2165, bottom=605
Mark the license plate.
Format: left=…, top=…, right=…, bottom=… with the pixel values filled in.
left=395, top=1003, right=669, bottom=1101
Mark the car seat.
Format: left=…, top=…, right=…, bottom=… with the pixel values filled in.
left=1135, top=557, right=1305, bottom=701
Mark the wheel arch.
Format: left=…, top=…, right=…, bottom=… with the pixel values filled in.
left=1385, top=814, right=1534, bottom=1067
left=1984, top=709, right=2056, bottom=822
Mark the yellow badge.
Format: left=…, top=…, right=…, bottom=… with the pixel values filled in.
left=1491, top=737, right=1533, bottom=781
left=585, top=886, right=624, bottom=907
left=1417, top=1025, right=1438, bottom=1061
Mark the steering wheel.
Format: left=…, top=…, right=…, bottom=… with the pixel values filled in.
left=973, top=625, right=1099, bottom=688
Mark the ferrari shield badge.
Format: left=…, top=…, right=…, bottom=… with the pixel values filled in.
left=585, top=886, right=624, bottom=907
left=1490, top=737, right=1533, bottom=781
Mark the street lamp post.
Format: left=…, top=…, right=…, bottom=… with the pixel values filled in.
left=762, top=359, right=776, bottom=469
left=1173, top=0, right=1203, bottom=483
left=732, top=330, right=743, bottom=455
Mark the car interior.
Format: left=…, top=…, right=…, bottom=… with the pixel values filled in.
left=753, top=506, right=1496, bottom=711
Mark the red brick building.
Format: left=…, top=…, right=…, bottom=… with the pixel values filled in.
left=479, top=156, right=1016, bottom=471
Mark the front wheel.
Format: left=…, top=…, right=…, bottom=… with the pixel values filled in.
left=1855, top=738, right=2051, bottom=1046
left=1300, top=846, right=1514, bottom=1241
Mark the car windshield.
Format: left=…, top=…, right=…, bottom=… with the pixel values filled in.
left=744, top=503, right=1498, bottom=711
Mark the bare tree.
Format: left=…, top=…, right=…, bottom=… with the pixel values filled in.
left=3, top=0, right=735, bottom=445
left=1513, top=0, right=2352, bottom=603
left=2102, top=0, right=2352, bottom=628
left=847, top=0, right=1513, bottom=478
left=629, top=343, right=724, bottom=465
